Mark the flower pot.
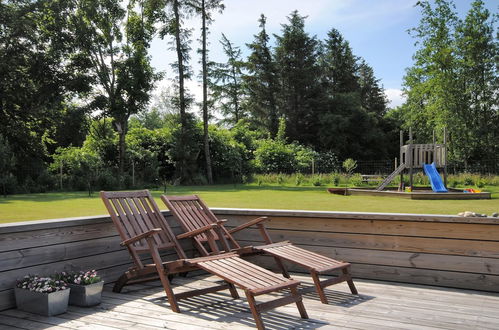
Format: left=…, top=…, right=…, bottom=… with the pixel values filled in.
left=15, top=287, right=70, bottom=316
left=67, top=281, right=104, bottom=307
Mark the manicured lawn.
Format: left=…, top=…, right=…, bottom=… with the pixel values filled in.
left=0, top=184, right=498, bottom=223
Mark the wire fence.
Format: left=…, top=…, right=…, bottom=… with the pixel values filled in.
left=354, top=159, right=499, bottom=175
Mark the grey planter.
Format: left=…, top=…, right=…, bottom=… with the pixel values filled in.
left=68, top=281, right=104, bottom=306
left=15, top=287, right=70, bottom=316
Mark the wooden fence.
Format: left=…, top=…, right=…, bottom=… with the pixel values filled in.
left=1, top=209, right=498, bottom=310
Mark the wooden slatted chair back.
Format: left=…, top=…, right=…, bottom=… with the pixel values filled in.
left=101, top=190, right=187, bottom=268
left=162, top=195, right=240, bottom=255
left=162, top=195, right=219, bottom=241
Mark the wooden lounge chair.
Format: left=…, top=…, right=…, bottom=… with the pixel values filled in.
left=161, top=194, right=358, bottom=304
left=101, top=190, right=308, bottom=329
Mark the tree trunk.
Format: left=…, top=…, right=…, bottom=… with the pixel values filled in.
left=201, top=0, right=213, bottom=184
left=115, top=118, right=128, bottom=187
left=173, top=0, right=186, bottom=128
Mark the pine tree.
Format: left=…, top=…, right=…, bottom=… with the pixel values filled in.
left=210, top=34, right=246, bottom=125
left=274, top=11, right=322, bottom=145
left=320, top=28, right=359, bottom=94
left=244, top=14, right=279, bottom=137
left=318, top=28, right=391, bottom=160
left=358, top=59, right=388, bottom=118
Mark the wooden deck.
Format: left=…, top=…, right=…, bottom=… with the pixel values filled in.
left=1, top=273, right=498, bottom=330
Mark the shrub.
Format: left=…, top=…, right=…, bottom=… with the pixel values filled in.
left=342, top=158, right=357, bottom=174
left=350, top=173, right=363, bottom=187
left=254, top=139, right=297, bottom=174
left=316, top=151, right=340, bottom=173
left=312, top=175, right=322, bottom=186
left=295, top=173, right=304, bottom=186
left=463, top=174, right=474, bottom=186
left=330, top=172, right=341, bottom=186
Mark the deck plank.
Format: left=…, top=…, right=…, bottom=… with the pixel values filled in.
left=1, top=274, right=499, bottom=330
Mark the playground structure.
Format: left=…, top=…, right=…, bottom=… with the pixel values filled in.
left=376, top=128, right=447, bottom=192
left=328, top=128, right=491, bottom=200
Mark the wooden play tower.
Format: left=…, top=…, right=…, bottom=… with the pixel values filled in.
left=377, top=128, right=448, bottom=191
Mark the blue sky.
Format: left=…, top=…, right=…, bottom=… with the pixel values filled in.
left=149, top=0, right=497, bottom=109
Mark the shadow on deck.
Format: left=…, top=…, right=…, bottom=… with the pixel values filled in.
left=2, top=273, right=499, bottom=330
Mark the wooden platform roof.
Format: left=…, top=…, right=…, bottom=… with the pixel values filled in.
left=2, top=273, right=498, bottom=330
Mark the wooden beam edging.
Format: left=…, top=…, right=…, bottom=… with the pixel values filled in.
left=210, top=208, right=499, bottom=225
left=2, top=208, right=499, bottom=233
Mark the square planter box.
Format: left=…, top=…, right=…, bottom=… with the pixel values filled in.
left=15, top=287, right=70, bottom=316
left=68, top=281, right=104, bottom=307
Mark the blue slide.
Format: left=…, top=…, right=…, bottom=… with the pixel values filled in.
left=423, top=162, right=448, bottom=193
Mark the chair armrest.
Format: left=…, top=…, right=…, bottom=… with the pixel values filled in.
left=228, top=216, right=270, bottom=234
left=121, top=228, right=162, bottom=246
left=216, top=219, right=228, bottom=225
left=176, top=223, right=218, bottom=240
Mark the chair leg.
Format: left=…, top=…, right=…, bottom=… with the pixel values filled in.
left=113, top=273, right=129, bottom=293
left=342, top=267, right=358, bottom=294
left=244, top=290, right=265, bottom=330
left=310, top=271, right=328, bottom=304
left=274, top=257, right=290, bottom=278
left=290, top=286, right=308, bottom=319
left=157, top=267, right=181, bottom=313
left=147, top=237, right=181, bottom=313
left=228, top=282, right=240, bottom=299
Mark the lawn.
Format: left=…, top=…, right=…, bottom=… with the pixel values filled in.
left=0, top=184, right=498, bottom=223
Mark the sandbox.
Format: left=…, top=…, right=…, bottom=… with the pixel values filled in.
left=328, top=187, right=491, bottom=200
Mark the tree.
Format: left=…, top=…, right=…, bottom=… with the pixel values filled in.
left=159, top=0, right=197, bottom=183
left=318, top=28, right=393, bottom=160
left=190, top=0, right=224, bottom=184
left=401, top=0, right=459, bottom=148
left=0, top=135, right=16, bottom=197
left=0, top=0, right=90, bottom=185
left=320, top=28, right=359, bottom=94
left=274, top=11, right=323, bottom=146
left=454, top=0, right=498, bottom=160
left=245, top=14, right=280, bottom=137
left=358, top=59, right=388, bottom=118
left=210, top=34, right=246, bottom=125
left=400, top=0, right=498, bottom=163
left=160, top=0, right=192, bottom=127
left=71, top=0, right=158, bottom=181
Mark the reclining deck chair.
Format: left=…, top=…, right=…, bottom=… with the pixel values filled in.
left=161, top=194, right=358, bottom=304
left=101, top=190, right=308, bottom=329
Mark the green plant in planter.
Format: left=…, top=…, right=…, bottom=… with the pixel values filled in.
left=55, top=270, right=103, bottom=307
left=55, top=270, right=101, bottom=285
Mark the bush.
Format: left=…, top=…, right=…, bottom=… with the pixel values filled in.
left=295, top=173, right=304, bottom=186
left=350, top=173, right=363, bottom=187
left=330, top=172, right=341, bottom=186
left=254, top=139, right=297, bottom=174
left=312, top=175, right=322, bottom=186
left=316, top=151, right=340, bottom=173
left=342, top=158, right=357, bottom=174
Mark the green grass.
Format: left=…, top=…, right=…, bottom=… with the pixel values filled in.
left=1, top=184, right=498, bottom=224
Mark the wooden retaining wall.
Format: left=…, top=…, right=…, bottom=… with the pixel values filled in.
left=215, top=209, right=499, bottom=293
left=1, top=209, right=498, bottom=311
left=0, top=214, right=191, bottom=311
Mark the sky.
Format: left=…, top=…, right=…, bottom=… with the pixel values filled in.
left=148, top=0, right=498, bottom=109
